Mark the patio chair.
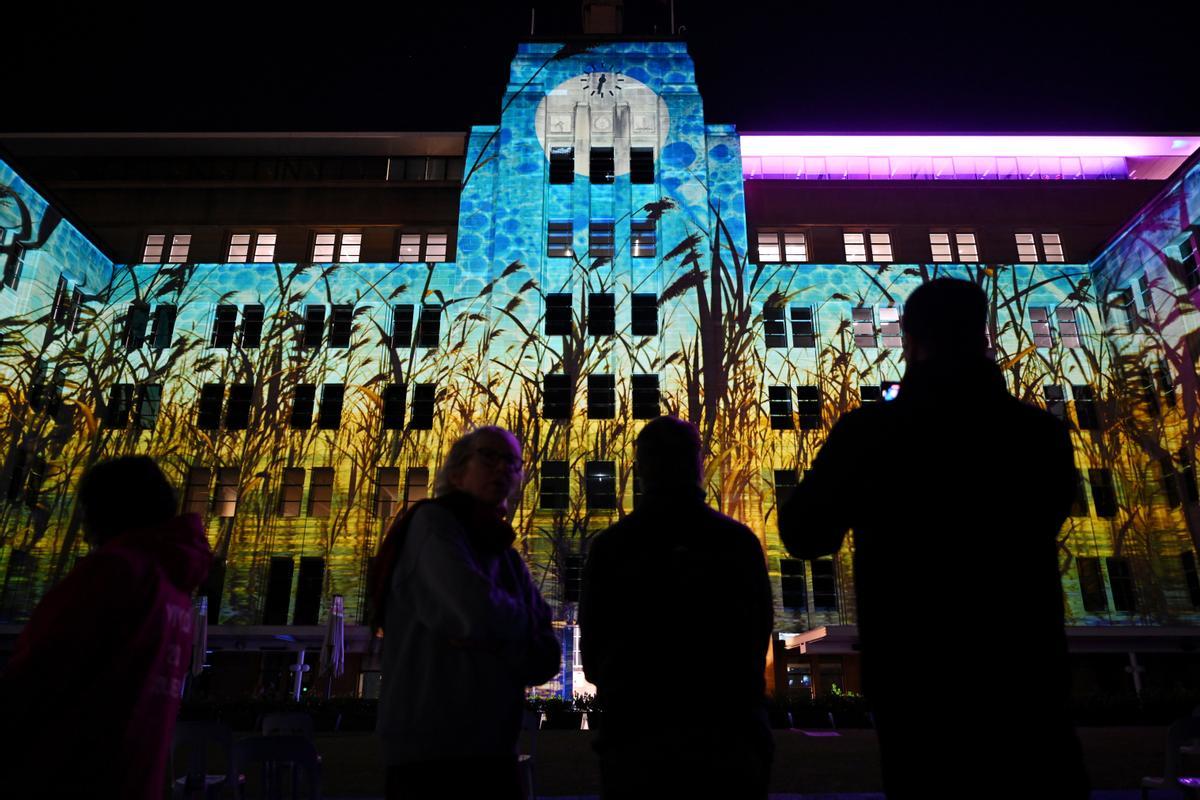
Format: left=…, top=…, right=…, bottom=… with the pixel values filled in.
left=233, top=735, right=322, bottom=800
left=169, top=720, right=243, bottom=800
left=1141, top=715, right=1200, bottom=799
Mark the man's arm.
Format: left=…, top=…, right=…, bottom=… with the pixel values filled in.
left=778, top=413, right=861, bottom=559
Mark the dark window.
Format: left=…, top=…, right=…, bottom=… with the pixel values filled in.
left=290, top=384, right=316, bottom=429
left=293, top=556, right=325, bottom=625
left=1072, top=385, right=1100, bottom=430
left=183, top=467, right=211, bottom=515
left=540, top=461, right=570, bottom=510
left=1044, top=385, right=1066, bottom=422
left=1106, top=288, right=1135, bottom=330
left=796, top=386, right=821, bottom=430
left=1070, top=470, right=1089, bottom=517
left=409, top=383, right=435, bottom=429
left=329, top=304, right=353, bottom=348
left=404, top=468, right=430, bottom=509
left=124, top=303, right=150, bottom=350
left=631, top=219, right=656, bottom=257
left=262, top=556, right=294, bottom=625
left=1182, top=552, right=1200, bottom=608
left=811, top=560, right=838, bottom=611
left=391, top=304, right=414, bottom=348
left=549, top=147, right=574, bottom=184
left=1077, top=557, right=1108, bottom=612
left=134, top=384, right=162, bottom=431
left=780, top=558, right=807, bottom=611
left=1160, top=457, right=1181, bottom=508
left=225, top=384, right=253, bottom=430
left=630, top=147, right=655, bottom=184
left=587, top=375, right=616, bottom=419
left=211, top=304, right=237, bottom=348
left=545, top=294, right=572, bottom=336
left=1089, top=468, right=1117, bottom=517
left=241, top=304, right=264, bottom=348
left=416, top=304, right=441, bottom=348
left=769, top=386, right=793, bottom=430
left=590, top=147, right=615, bottom=184
left=631, top=374, right=660, bottom=419
left=1134, top=364, right=1159, bottom=416
left=790, top=306, right=816, bottom=348
left=317, top=384, right=345, bottom=429
left=563, top=554, right=585, bottom=603
left=588, top=293, right=615, bottom=336
left=1106, top=557, right=1137, bottom=612
left=1138, top=273, right=1156, bottom=319
left=374, top=467, right=401, bottom=519
left=585, top=460, right=617, bottom=509
left=303, top=305, right=326, bottom=349
left=774, top=469, right=798, bottom=507
left=1157, top=358, right=1176, bottom=406
left=548, top=220, right=573, bottom=258
left=630, top=293, right=658, bottom=336
left=1180, top=448, right=1200, bottom=503
left=589, top=220, right=615, bottom=261
left=105, top=384, right=135, bottom=428
left=382, top=383, right=406, bottom=430
left=764, top=303, right=787, bottom=349
left=51, top=278, right=82, bottom=331
left=150, top=304, right=177, bottom=349
left=543, top=374, right=572, bottom=420
left=197, top=383, right=224, bottom=430
left=860, top=385, right=882, bottom=404
left=279, top=468, right=304, bottom=517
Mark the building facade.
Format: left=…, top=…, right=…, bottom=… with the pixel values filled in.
left=1, top=40, right=1199, bottom=698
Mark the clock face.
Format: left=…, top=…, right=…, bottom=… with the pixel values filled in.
left=535, top=69, right=670, bottom=179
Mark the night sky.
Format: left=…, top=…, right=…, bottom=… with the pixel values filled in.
left=8, top=0, right=1200, bottom=134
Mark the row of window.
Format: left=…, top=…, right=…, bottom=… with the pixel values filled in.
left=548, top=147, right=656, bottom=186
left=142, top=231, right=450, bottom=265
left=756, top=230, right=1065, bottom=264
left=547, top=219, right=657, bottom=260
left=542, top=374, right=661, bottom=420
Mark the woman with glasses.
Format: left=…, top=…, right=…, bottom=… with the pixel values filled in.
left=370, top=426, right=560, bottom=800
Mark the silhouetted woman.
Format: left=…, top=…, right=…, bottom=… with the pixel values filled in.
left=370, top=426, right=559, bottom=800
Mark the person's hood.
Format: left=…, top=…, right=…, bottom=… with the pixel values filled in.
left=110, top=513, right=213, bottom=592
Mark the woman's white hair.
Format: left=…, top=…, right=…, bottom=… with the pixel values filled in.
left=432, top=426, right=523, bottom=497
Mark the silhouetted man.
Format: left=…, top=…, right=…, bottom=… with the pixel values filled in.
left=580, top=416, right=774, bottom=798
left=779, top=278, right=1089, bottom=798
left=0, top=456, right=212, bottom=799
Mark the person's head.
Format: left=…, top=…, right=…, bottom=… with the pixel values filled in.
left=901, top=277, right=990, bottom=363
left=78, top=456, right=178, bottom=548
left=433, top=426, right=524, bottom=510
left=635, top=416, right=703, bottom=495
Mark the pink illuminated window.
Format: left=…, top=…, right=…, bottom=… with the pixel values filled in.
left=846, top=231, right=892, bottom=262
left=930, top=232, right=977, bottom=262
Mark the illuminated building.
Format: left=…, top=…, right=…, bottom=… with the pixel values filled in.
left=0, top=39, right=1198, bottom=698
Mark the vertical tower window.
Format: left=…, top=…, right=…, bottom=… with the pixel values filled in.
left=1077, top=557, right=1108, bottom=612
left=629, top=147, right=655, bottom=184
left=585, top=461, right=617, bottom=509
left=143, top=233, right=191, bottom=264
left=768, top=386, right=793, bottom=430
left=293, top=557, right=326, bottom=625
left=852, top=306, right=877, bottom=348
left=262, top=557, right=294, bottom=625
left=197, top=383, right=224, bottom=430
left=548, top=221, right=574, bottom=258
left=589, top=220, right=615, bottom=260
left=631, top=220, right=656, bottom=258
left=312, top=232, right=361, bottom=263
left=549, top=147, right=575, bottom=184
left=757, top=231, right=781, bottom=262
left=241, top=304, right=264, bottom=348
left=879, top=307, right=902, bottom=348
left=211, top=305, right=238, bottom=348
left=329, top=304, right=354, bottom=348
left=588, top=293, right=615, bottom=336
left=416, top=304, right=441, bottom=348
left=540, top=461, right=570, bottom=510
left=150, top=304, right=177, bottom=349
left=124, top=303, right=150, bottom=350
left=317, top=384, right=345, bottom=430
left=630, top=293, right=658, bottom=336
left=1016, top=232, right=1065, bottom=262
left=545, top=293, right=572, bottom=335
left=374, top=467, right=401, bottom=518
left=1043, top=384, right=1066, bottom=422
left=214, top=467, right=239, bottom=518
left=1179, top=230, right=1200, bottom=290
left=1088, top=468, right=1117, bottom=517
left=308, top=467, right=334, bottom=518
left=764, top=303, right=787, bottom=349
left=409, top=383, right=436, bottom=429
left=228, top=232, right=276, bottom=263
left=587, top=375, right=616, bottom=419
left=1057, top=306, right=1081, bottom=348
left=303, top=305, right=326, bottom=349
left=790, top=306, right=816, bottom=348
left=1106, top=557, right=1137, bottom=612
left=780, top=558, right=807, bottom=611
left=543, top=374, right=572, bottom=420
left=845, top=232, right=892, bottom=262
left=397, top=233, right=422, bottom=262
left=631, top=374, right=660, bottom=419
left=590, top=148, right=615, bottom=184
left=382, top=383, right=407, bottom=430
left=290, top=384, right=316, bottom=429
left=425, top=234, right=448, bottom=262
left=135, top=384, right=162, bottom=430
left=405, top=467, right=430, bottom=509
left=279, top=467, right=305, bottom=517
left=1159, top=457, right=1181, bottom=508
left=391, top=304, right=414, bottom=348
left=1029, top=307, right=1054, bottom=348
left=1072, top=385, right=1100, bottom=430
left=225, top=384, right=253, bottom=430
left=811, top=559, right=838, bottom=611
left=183, top=467, right=212, bottom=516
left=796, top=386, right=821, bottom=430
left=105, top=384, right=135, bottom=428
left=784, top=232, right=808, bottom=262
left=774, top=469, right=799, bottom=508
